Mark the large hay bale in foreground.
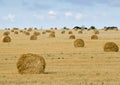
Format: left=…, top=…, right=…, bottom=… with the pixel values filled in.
left=69, top=35, right=75, bottom=39
left=30, top=35, right=37, bottom=40
left=74, top=39, right=85, bottom=47
left=17, top=53, right=46, bottom=74
left=91, top=35, right=98, bottom=40
left=104, top=42, right=119, bottom=52
left=2, top=35, right=11, bottom=43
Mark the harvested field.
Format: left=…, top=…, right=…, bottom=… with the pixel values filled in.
left=0, top=29, right=120, bottom=85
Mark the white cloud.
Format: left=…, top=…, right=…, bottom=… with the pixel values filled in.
left=2, top=14, right=15, bottom=22
left=48, top=10, right=57, bottom=16
left=65, top=12, right=73, bottom=17
left=48, top=10, right=57, bottom=19
left=75, top=13, right=83, bottom=20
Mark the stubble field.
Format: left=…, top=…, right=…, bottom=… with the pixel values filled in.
left=0, top=29, right=120, bottom=85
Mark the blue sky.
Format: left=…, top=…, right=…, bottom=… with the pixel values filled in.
left=0, top=0, right=120, bottom=29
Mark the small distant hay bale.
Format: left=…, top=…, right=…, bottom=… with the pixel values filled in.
left=46, top=30, right=51, bottom=33
left=42, top=31, right=46, bottom=34
left=49, top=33, right=55, bottom=38
left=14, top=31, right=19, bottom=34
left=91, top=35, right=98, bottom=40
left=2, top=35, right=11, bottom=43
left=68, top=31, right=73, bottom=34
left=16, top=53, right=46, bottom=74
left=13, top=27, right=19, bottom=30
left=3, top=31, right=10, bottom=36
left=74, top=39, right=85, bottom=47
left=78, top=31, right=83, bottom=34
left=30, top=35, right=37, bottom=40
left=11, top=30, right=14, bottom=32
left=27, top=28, right=32, bottom=32
left=61, top=30, right=65, bottom=34
left=24, top=31, right=30, bottom=35
left=104, top=42, right=119, bottom=52
left=94, top=30, right=99, bottom=34
left=33, top=31, right=40, bottom=36
left=20, top=30, right=23, bottom=33
left=69, top=35, right=75, bottom=39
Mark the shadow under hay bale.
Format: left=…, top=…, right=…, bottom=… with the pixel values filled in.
left=2, top=35, right=11, bottom=43
left=74, top=39, right=85, bottom=47
left=69, top=35, right=75, bottom=39
left=91, top=35, right=98, bottom=40
left=30, top=35, right=37, bottom=40
left=17, top=53, right=46, bottom=74
left=104, top=42, right=119, bottom=52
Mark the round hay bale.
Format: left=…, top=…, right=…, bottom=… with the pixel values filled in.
left=69, top=35, right=75, bottom=39
left=61, top=30, right=65, bottom=34
left=14, top=31, right=19, bottom=34
left=49, top=33, right=55, bottom=38
left=27, top=28, right=32, bottom=32
left=33, top=31, right=40, bottom=36
left=16, top=53, right=46, bottom=74
left=94, top=30, right=99, bottom=34
left=24, top=31, right=30, bottom=35
left=42, top=31, right=46, bottom=34
left=74, top=39, right=84, bottom=47
left=68, top=31, right=73, bottom=34
left=91, top=35, right=98, bottom=40
left=2, top=35, right=11, bottom=43
left=78, top=31, right=83, bottom=34
left=46, top=30, right=51, bottom=33
left=3, top=31, right=10, bottom=36
left=30, top=35, right=37, bottom=40
left=104, top=42, right=119, bottom=52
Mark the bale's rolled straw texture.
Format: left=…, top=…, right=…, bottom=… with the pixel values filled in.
left=104, top=42, right=119, bottom=52
left=91, top=35, right=98, bottom=40
left=2, top=35, right=11, bottom=43
left=30, top=35, right=37, bottom=40
left=74, top=39, right=84, bottom=47
left=17, top=53, right=46, bottom=74
left=69, top=35, right=75, bottom=39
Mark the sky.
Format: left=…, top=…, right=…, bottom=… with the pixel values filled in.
left=0, top=0, right=120, bottom=29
